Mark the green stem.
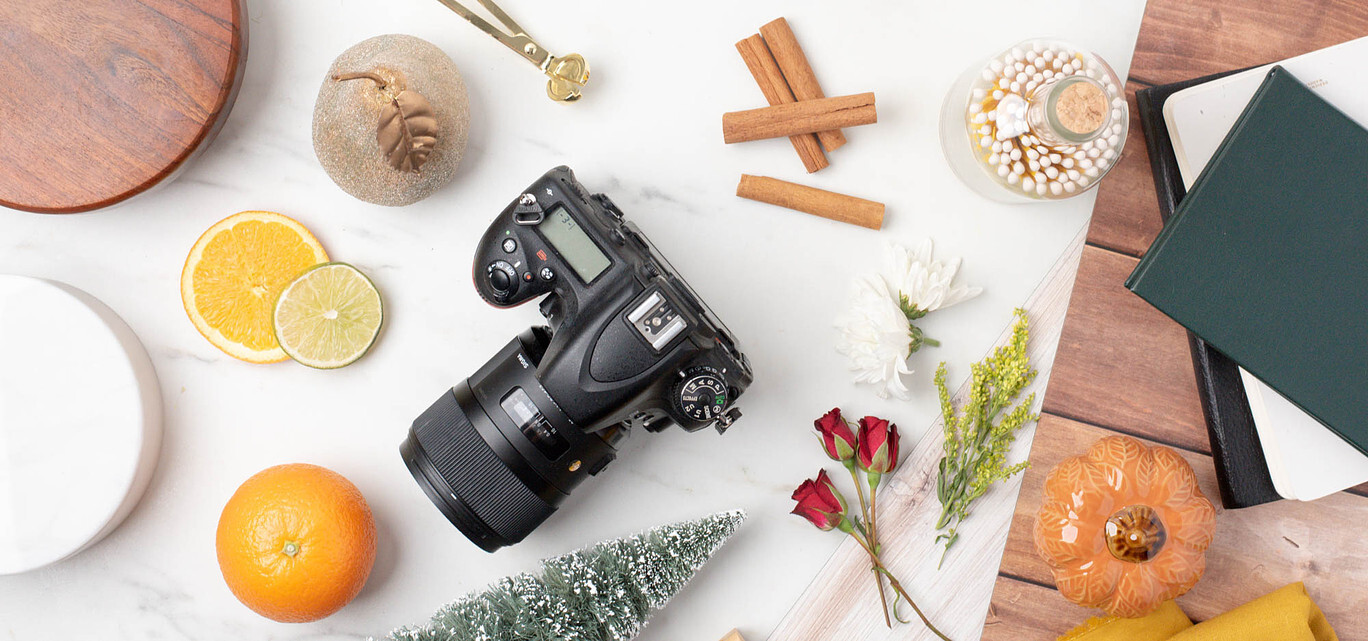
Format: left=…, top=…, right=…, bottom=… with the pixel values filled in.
left=922, top=336, right=941, bottom=348
left=848, top=532, right=953, bottom=641
left=934, top=389, right=1013, bottom=565
left=848, top=463, right=870, bottom=522
left=877, top=567, right=952, bottom=641
left=937, top=398, right=1007, bottom=531
left=849, top=464, right=891, bottom=628
left=851, top=516, right=870, bottom=539
left=868, top=480, right=892, bottom=628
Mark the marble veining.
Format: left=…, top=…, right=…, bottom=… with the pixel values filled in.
left=0, top=0, right=1146, bottom=639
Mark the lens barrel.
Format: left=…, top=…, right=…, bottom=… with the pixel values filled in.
left=400, top=382, right=559, bottom=552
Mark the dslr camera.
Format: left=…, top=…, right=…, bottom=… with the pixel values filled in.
left=401, top=166, right=753, bottom=552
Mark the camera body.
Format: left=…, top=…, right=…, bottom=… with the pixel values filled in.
left=401, top=166, right=752, bottom=551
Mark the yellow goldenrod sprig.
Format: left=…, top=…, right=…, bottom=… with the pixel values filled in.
left=933, top=308, right=1038, bottom=567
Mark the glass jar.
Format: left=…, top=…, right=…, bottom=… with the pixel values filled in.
left=939, top=39, right=1128, bottom=203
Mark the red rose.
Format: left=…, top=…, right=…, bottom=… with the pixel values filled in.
left=791, top=469, right=849, bottom=531
left=814, top=408, right=858, bottom=463
left=857, top=416, right=900, bottom=475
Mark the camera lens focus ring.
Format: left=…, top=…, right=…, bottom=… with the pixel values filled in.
left=401, top=385, right=557, bottom=552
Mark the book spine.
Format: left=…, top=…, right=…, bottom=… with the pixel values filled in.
left=1136, top=89, right=1180, bottom=218
left=1184, top=333, right=1281, bottom=508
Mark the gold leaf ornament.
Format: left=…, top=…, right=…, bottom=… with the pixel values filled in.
left=378, top=90, right=437, bottom=172
left=333, top=71, right=439, bottom=173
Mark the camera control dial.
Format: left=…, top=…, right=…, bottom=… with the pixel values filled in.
left=486, top=260, right=519, bottom=300
left=673, top=367, right=730, bottom=423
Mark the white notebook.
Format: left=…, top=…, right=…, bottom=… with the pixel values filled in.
left=1164, top=36, right=1368, bottom=501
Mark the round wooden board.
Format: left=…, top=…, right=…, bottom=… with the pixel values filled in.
left=0, top=0, right=247, bottom=214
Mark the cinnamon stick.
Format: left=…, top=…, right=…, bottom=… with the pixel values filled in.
left=735, top=35, right=828, bottom=173
left=759, top=18, right=847, bottom=153
left=723, top=93, right=876, bottom=144
left=736, top=174, right=883, bottom=230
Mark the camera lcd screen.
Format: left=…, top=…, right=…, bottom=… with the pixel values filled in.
left=539, top=206, right=610, bottom=282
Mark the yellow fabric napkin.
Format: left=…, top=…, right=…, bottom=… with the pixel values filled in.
left=1169, top=583, right=1337, bottom=641
left=1057, top=583, right=1338, bottom=641
left=1058, top=600, right=1192, bottom=641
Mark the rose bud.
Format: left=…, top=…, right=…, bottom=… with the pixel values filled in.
left=791, top=469, right=849, bottom=531
left=814, top=408, right=858, bottom=464
left=857, top=416, right=901, bottom=476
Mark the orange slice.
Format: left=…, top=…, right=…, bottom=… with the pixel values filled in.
left=181, top=211, right=328, bottom=363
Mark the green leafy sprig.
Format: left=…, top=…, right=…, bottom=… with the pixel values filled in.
left=932, top=308, right=1038, bottom=566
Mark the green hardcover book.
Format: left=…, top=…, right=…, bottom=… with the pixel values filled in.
left=1126, top=66, right=1368, bottom=457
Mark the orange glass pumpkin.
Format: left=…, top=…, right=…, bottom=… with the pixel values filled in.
left=1034, top=435, right=1216, bottom=618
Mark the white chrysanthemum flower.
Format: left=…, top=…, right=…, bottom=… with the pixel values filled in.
left=888, top=239, right=983, bottom=315
left=835, top=241, right=982, bottom=399
left=835, top=274, right=916, bottom=399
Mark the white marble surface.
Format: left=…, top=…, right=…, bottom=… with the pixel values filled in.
left=0, top=1, right=1146, bottom=639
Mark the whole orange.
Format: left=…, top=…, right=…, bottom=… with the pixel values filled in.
left=216, top=463, right=376, bottom=623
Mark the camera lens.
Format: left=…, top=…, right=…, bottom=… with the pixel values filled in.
left=401, top=329, right=620, bottom=552
left=400, top=381, right=560, bottom=552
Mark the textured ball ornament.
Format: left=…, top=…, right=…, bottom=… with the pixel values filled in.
left=1034, top=435, right=1216, bottom=618
left=313, top=34, right=470, bottom=206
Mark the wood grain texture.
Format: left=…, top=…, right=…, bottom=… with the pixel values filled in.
left=766, top=228, right=1085, bottom=641
left=1129, top=0, right=1368, bottom=86
left=995, top=415, right=1368, bottom=640
left=984, top=1, right=1368, bottom=638
left=982, top=577, right=1082, bottom=641
left=1082, top=81, right=1164, bottom=258
left=1087, top=0, right=1368, bottom=257
left=0, top=0, right=247, bottom=213
left=1039, top=245, right=1207, bottom=451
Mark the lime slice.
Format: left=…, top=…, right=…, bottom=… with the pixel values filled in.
left=273, top=263, right=383, bottom=369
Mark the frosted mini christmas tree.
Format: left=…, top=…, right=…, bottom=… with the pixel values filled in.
left=386, top=510, right=746, bottom=641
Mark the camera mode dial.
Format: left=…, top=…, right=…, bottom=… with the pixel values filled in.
left=485, top=260, right=519, bottom=301
left=673, top=368, right=730, bottom=423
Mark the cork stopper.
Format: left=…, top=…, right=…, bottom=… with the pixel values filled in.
left=1054, top=81, right=1108, bottom=135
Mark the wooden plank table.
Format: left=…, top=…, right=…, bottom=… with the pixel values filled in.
left=771, top=0, right=1368, bottom=639
left=986, top=0, right=1368, bottom=638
